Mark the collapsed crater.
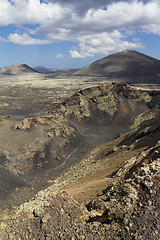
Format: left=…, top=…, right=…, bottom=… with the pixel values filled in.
left=1, top=82, right=160, bottom=207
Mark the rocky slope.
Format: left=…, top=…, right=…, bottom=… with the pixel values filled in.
left=0, top=94, right=160, bottom=239
left=34, top=66, right=75, bottom=74
left=0, top=83, right=160, bottom=239
left=72, top=50, right=160, bottom=84
left=0, top=64, right=38, bottom=75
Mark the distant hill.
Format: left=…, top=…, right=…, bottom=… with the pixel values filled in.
left=0, top=64, right=38, bottom=75
left=34, top=66, right=52, bottom=74
left=34, top=66, right=75, bottom=74
left=72, top=49, right=160, bottom=83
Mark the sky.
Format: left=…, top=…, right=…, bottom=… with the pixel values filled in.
left=0, top=0, right=160, bottom=68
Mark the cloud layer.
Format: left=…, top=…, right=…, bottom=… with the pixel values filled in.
left=48, top=0, right=152, bottom=15
left=1, top=0, right=160, bottom=58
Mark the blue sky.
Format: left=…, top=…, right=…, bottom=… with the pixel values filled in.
left=0, top=0, right=160, bottom=69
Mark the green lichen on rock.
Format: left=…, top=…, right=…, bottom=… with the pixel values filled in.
left=97, top=94, right=117, bottom=115
left=138, top=92, right=152, bottom=103
left=134, top=107, right=160, bottom=128
left=104, top=182, right=138, bottom=220
left=59, top=93, right=90, bottom=121
left=88, top=181, right=138, bottom=221
left=77, top=93, right=90, bottom=119
left=96, top=83, right=118, bottom=115
left=17, top=196, right=50, bottom=215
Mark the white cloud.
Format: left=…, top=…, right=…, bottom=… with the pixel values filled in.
left=0, top=0, right=70, bottom=26
left=47, top=0, right=152, bottom=15
left=0, top=36, right=8, bottom=42
left=56, top=53, right=64, bottom=58
left=0, top=0, right=160, bottom=58
left=70, top=31, right=143, bottom=58
left=1, top=1, right=159, bottom=33
left=8, top=33, right=52, bottom=45
left=35, top=28, right=72, bottom=42
left=142, top=24, right=160, bottom=35
left=70, top=50, right=94, bottom=58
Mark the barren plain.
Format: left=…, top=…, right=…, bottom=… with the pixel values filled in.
left=0, top=73, right=112, bottom=116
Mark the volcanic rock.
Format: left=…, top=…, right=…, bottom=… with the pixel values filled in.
left=0, top=64, right=38, bottom=75
left=73, top=49, right=160, bottom=83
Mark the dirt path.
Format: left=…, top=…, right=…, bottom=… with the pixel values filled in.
left=64, top=142, right=146, bottom=204
left=65, top=176, right=116, bottom=203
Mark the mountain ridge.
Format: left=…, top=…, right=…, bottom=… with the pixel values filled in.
left=0, top=64, right=38, bottom=75
left=34, top=66, right=75, bottom=74
left=72, top=49, right=160, bottom=83
left=1, top=49, right=160, bottom=81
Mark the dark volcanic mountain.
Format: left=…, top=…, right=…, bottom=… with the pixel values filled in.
left=34, top=66, right=52, bottom=74
left=34, top=66, right=75, bottom=74
left=73, top=49, right=160, bottom=83
left=0, top=64, right=38, bottom=75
